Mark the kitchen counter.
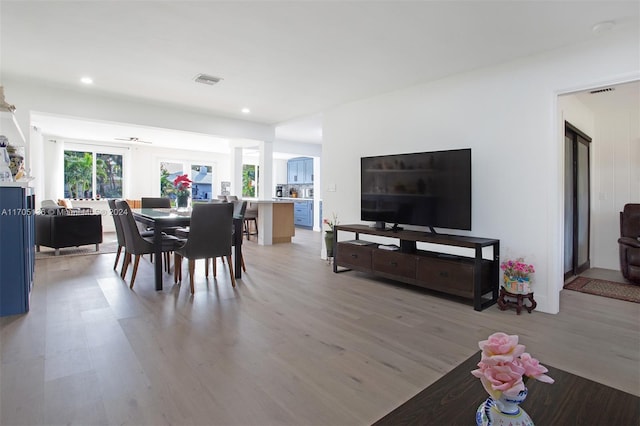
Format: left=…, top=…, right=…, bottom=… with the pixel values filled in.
left=248, top=200, right=295, bottom=245
left=274, top=197, right=314, bottom=201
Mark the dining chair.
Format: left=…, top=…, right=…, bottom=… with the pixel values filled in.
left=212, top=200, right=247, bottom=272
left=174, top=202, right=235, bottom=293
left=244, top=201, right=258, bottom=240
left=141, top=197, right=172, bottom=209
left=107, top=199, right=127, bottom=274
left=115, top=200, right=182, bottom=289
left=141, top=196, right=176, bottom=269
left=232, top=200, right=248, bottom=268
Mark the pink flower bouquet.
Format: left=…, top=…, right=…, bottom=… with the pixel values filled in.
left=471, top=332, right=554, bottom=399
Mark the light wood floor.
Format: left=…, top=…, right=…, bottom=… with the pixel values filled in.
left=2, top=229, right=639, bottom=425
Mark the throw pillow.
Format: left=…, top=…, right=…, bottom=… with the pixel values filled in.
left=58, top=199, right=73, bottom=209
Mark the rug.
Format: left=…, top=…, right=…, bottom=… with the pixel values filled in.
left=35, top=238, right=119, bottom=259
left=563, top=276, right=640, bottom=303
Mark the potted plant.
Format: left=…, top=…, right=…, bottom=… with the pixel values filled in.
left=323, top=213, right=338, bottom=258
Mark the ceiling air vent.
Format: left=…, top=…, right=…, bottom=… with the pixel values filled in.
left=589, top=87, right=615, bottom=94
left=194, top=74, right=222, bottom=85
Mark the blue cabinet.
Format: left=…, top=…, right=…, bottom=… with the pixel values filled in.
left=287, top=157, right=314, bottom=184
left=293, top=200, right=313, bottom=228
left=0, top=185, right=35, bottom=316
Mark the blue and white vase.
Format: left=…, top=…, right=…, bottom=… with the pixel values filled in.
left=476, top=387, right=534, bottom=426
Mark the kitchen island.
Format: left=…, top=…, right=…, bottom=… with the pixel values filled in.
left=250, top=200, right=295, bottom=245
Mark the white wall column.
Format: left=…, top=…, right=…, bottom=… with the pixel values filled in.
left=258, top=140, right=273, bottom=200
left=230, top=145, right=243, bottom=197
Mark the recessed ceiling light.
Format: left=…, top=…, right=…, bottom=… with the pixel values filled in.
left=241, top=108, right=251, bottom=114
left=592, top=21, right=615, bottom=35
left=80, top=76, right=93, bottom=85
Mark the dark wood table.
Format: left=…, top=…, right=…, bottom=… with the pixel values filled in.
left=132, top=208, right=243, bottom=291
left=374, top=351, right=640, bottom=426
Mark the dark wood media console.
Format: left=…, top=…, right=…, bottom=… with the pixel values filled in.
left=333, top=224, right=500, bottom=311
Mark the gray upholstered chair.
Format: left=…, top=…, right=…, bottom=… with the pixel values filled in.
left=141, top=196, right=177, bottom=268
left=619, top=203, right=640, bottom=284
left=141, top=197, right=171, bottom=208
left=107, top=199, right=127, bottom=274
left=244, top=201, right=258, bottom=240
left=174, top=202, right=235, bottom=293
left=115, top=200, right=182, bottom=289
left=224, top=200, right=247, bottom=272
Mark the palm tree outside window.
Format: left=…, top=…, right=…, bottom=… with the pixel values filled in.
left=64, top=150, right=123, bottom=198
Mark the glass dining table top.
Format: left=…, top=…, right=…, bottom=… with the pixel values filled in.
left=132, top=207, right=192, bottom=219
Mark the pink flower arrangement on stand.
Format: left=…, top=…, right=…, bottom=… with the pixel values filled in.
left=471, top=332, right=554, bottom=399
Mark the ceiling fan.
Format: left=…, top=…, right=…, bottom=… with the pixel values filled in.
left=114, top=136, right=152, bottom=144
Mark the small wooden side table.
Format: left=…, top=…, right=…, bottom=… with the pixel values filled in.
left=497, top=288, right=536, bottom=314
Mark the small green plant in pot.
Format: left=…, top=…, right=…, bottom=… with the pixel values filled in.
left=323, top=213, right=338, bottom=258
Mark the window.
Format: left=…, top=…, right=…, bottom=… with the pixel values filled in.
left=64, top=149, right=123, bottom=198
left=160, top=161, right=214, bottom=202
left=242, top=164, right=258, bottom=197
left=160, top=162, right=184, bottom=199
left=191, top=164, right=212, bottom=201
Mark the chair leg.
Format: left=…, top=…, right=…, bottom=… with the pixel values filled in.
left=120, top=250, right=128, bottom=275
left=241, top=253, right=246, bottom=272
left=189, top=259, right=196, bottom=294
left=213, top=257, right=217, bottom=277
left=121, top=253, right=132, bottom=279
left=114, top=246, right=122, bottom=270
left=130, top=255, right=142, bottom=289
left=226, top=255, right=236, bottom=288
left=205, top=258, right=210, bottom=277
left=164, top=252, right=171, bottom=273
left=174, top=253, right=182, bottom=283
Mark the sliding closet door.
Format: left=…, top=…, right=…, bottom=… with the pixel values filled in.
left=564, top=122, right=591, bottom=278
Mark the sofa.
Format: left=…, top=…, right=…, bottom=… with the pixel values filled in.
left=618, top=203, right=640, bottom=285
left=35, top=200, right=103, bottom=255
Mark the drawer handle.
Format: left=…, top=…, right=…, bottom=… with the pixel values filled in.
left=351, top=254, right=358, bottom=258
left=390, top=262, right=398, bottom=267
left=439, top=271, right=449, bottom=277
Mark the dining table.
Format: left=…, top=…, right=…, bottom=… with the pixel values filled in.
left=132, top=207, right=244, bottom=291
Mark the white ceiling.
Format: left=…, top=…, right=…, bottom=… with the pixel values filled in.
left=1, top=1, right=638, bottom=146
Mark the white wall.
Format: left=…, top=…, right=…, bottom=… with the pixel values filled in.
left=591, top=103, right=640, bottom=268
left=322, top=27, right=640, bottom=314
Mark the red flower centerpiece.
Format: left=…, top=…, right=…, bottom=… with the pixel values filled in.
left=173, top=174, right=192, bottom=208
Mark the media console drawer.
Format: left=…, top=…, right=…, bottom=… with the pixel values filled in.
left=336, top=243, right=372, bottom=271
left=416, top=257, right=474, bottom=298
left=415, top=256, right=492, bottom=299
left=373, top=250, right=415, bottom=279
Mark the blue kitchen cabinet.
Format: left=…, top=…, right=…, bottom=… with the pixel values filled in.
left=0, top=185, right=36, bottom=316
left=293, top=200, right=313, bottom=228
left=287, top=157, right=314, bottom=184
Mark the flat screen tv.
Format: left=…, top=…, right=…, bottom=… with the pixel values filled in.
left=361, top=148, right=471, bottom=232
